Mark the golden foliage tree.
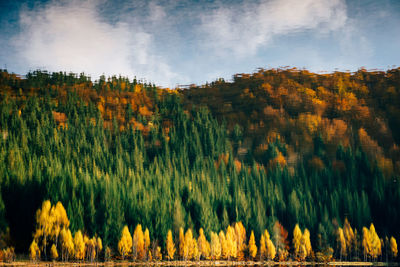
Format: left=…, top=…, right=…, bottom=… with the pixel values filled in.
left=337, top=227, right=347, bottom=261
left=226, top=225, right=237, bottom=260
left=155, top=246, right=162, bottom=261
left=219, top=230, right=229, bottom=260
left=144, top=228, right=150, bottom=260
left=303, top=229, right=312, bottom=259
left=179, top=227, right=185, bottom=260
left=293, top=224, right=302, bottom=259
left=183, top=228, right=193, bottom=260
left=73, top=230, right=85, bottom=261
left=166, top=230, right=176, bottom=260
left=96, top=237, right=103, bottom=261
left=259, top=233, right=267, bottom=261
left=32, top=200, right=70, bottom=260
left=118, top=226, right=132, bottom=260
left=248, top=230, right=257, bottom=259
left=343, top=218, right=355, bottom=258
left=197, top=228, right=210, bottom=259
left=234, top=222, right=246, bottom=260
left=362, top=227, right=371, bottom=261
left=369, top=224, right=381, bottom=261
left=60, top=227, right=74, bottom=261
left=390, top=236, right=398, bottom=259
left=50, top=244, right=58, bottom=260
left=29, top=240, right=40, bottom=261
left=210, top=231, right=221, bottom=260
left=133, top=224, right=145, bottom=260
left=266, top=238, right=276, bottom=261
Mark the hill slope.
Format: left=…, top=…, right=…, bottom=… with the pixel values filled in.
left=0, top=68, right=399, bottom=259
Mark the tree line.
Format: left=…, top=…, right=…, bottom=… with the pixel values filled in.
left=29, top=200, right=398, bottom=262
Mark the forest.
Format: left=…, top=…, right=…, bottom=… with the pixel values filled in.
left=0, top=67, right=399, bottom=263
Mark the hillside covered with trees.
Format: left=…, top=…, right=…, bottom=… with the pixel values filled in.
left=0, top=68, right=399, bottom=262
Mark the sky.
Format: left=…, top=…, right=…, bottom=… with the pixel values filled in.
left=0, top=0, right=399, bottom=87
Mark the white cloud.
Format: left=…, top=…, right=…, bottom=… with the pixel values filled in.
left=13, top=0, right=181, bottom=87
left=199, top=0, right=348, bottom=57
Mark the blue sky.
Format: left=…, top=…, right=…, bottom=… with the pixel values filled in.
left=0, top=0, right=399, bottom=87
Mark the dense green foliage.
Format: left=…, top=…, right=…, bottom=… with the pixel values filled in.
left=0, top=69, right=399, bottom=261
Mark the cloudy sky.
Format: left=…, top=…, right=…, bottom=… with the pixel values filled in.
left=0, top=0, right=399, bottom=87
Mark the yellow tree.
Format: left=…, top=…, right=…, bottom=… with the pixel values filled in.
left=34, top=200, right=53, bottom=259
left=191, top=236, right=199, bottom=260
left=293, top=224, right=302, bottom=260
left=343, top=218, right=355, bottom=258
left=133, top=224, right=145, bottom=260
left=235, top=222, right=246, bottom=260
left=85, top=237, right=97, bottom=262
left=60, top=227, right=74, bottom=261
left=219, top=230, right=229, bottom=260
left=210, top=232, right=221, bottom=260
left=362, top=227, right=371, bottom=261
left=303, top=229, right=312, bottom=259
left=179, top=227, right=185, bottom=260
left=337, top=227, right=346, bottom=261
left=118, top=226, right=132, bottom=260
left=259, top=233, right=267, bottom=261
left=50, top=244, right=58, bottom=260
left=266, top=238, right=276, bottom=261
left=390, top=237, right=398, bottom=259
left=369, top=224, right=381, bottom=261
left=248, top=230, right=257, bottom=259
left=29, top=240, right=40, bottom=261
left=50, top=202, right=70, bottom=247
left=144, top=228, right=150, bottom=260
left=96, top=237, right=103, bottom=261
left=166, top=230, right=176, bottom=260
left=155, top=246, right=162, bottom=261
left=73, top=230, right=85, bottom=261
left=226, top=225, right=237, bottom=260
left=197, top=228, right=210, bottom=259
left=184, top=229, right=196, bottom=260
